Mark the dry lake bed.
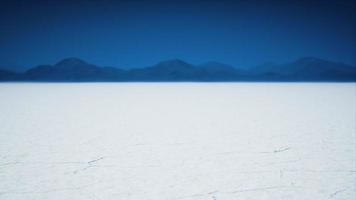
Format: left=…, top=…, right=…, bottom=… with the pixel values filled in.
left=0, top=83, right=355, bottom=199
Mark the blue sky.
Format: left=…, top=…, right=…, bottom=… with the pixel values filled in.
left=0, top=0, right=355, bottom=70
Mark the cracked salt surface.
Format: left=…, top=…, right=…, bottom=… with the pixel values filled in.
left=0, top=83, right=355, bottom=199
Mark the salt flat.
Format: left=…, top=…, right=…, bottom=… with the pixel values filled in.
left=0, top=83, right=355, bottom=200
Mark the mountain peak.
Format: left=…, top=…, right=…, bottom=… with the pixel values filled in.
left=55, top=57, right=88, bottom=67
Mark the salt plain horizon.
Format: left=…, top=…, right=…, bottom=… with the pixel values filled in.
left=0, top=83, right=355, bottom=199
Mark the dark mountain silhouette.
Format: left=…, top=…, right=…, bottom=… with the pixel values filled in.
left=24, top=58, right=126, bottom=81
left=0, top=65, right=28, bottom=73
left=199, top=61, right=236, bottom=72
left=251, top=57, right=356, bottom=81
left=127, top=59, right=250, bottom=81
left=0, top=69, right=19, bottom=81
left=0, top=57, right=355, bottom=82
left=198, top=61, right=247, bottom=80
left=128, top=59, right=197, bottom=81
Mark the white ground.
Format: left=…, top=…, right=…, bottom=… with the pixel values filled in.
left=0, top=83, right=355, bottom=200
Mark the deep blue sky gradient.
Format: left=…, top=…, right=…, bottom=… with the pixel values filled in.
left=0, top=0, right=355, bottom=70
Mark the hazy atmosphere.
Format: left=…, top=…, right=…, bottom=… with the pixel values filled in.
left=0, top=0, right=355, bottom=70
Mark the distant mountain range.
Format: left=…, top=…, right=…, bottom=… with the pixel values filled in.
left=0, top=57, right=355, bottom=81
